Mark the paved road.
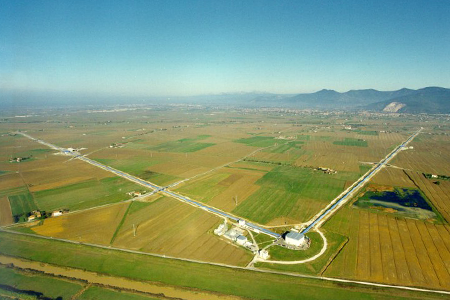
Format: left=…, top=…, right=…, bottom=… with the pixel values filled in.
left=301, top=128, right=422, bottom=234
left=17, top=132, right=281, bottom=238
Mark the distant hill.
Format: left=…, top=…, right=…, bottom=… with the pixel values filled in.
left=247, top=87, right=450, bottom=113
left=364, top=87, right=450, bottom=114
left=250, top=88, right=417, bottom=109
left=2, top=86, right=448, bottom=114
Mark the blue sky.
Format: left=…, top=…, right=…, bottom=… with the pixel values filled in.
left=1, top=0, right=449, bottom=97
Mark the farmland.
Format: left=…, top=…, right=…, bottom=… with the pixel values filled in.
left=0, top=231, right=444, bottom=300
left=1, top=107, right=450, bottom=298
left=0, top=264, right=84, bottom=299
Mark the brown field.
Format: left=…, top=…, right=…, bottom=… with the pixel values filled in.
left=113, top=196, right=252, bottom=266
left=370, top=167, right=417, bottom=188
left=0, top=172, right=24, bottom=191
left=0, top=197, right=13, bottom=226
left=28, top=175, right=97, bottom=192
left=405, top=171, right=450, bottom=223
left=292, top=131, right=407, bottom=173
left=175, top=167, right=266, bottom=212
left=324, top=208, right=450, bottom=290
left=20, top=158, right=114, bottom=190
left=31, top=202, right=129, bottom=245
left=391, top=134, right=450, bottom=175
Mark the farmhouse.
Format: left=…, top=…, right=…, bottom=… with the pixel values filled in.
left=52, top=210, right=63, bottom=217
left=285, top=231, right=306, bottom=247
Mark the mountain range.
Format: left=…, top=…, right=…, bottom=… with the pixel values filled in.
left=247, top=87, right=450, bottom=113
left=1, top=87, right=449, bottom=114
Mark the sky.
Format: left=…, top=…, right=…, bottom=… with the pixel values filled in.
left=1, top=0, right=450, bottom=98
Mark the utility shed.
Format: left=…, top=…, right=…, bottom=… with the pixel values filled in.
left=285, top=231, right=305, bottom=247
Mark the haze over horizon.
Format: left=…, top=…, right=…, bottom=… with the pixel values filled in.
left=1, top=1, right=450, bottom=99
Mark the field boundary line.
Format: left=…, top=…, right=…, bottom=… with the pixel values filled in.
left=109, top=201, right=133, bottom=245
left=1, top=228, right=450, bottom=296
left=319, top=236, right=348, bottom=276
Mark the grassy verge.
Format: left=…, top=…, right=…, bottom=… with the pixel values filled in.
left=268, top=232, right=323, bottom=261
left=256, top=231, right=348, bottom=275
left=0, top=264, right=84, bottom=299
left=0, top=231, right=443, bottom=300
left=78, top=286, right=159, bottom=300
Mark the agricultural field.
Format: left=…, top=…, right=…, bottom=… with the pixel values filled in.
left=0, top=264, right=84, bottom=299
left=0, top=231, right=444, bottom=300
left=78, top=286, right=160, bottom=300
left=1, top=107, right=450, bottom=297
left=324, top=206, right=450, bottom=290
left=0, top=197, right=13, bottom=226
left=29, top=201, right=130, bottom=245
left=112, top=196, right=252, bottom=266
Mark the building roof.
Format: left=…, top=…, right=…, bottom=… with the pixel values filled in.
left=286, top=231, right=304, bottom=241
left=236, top=235, right=247, bottom=241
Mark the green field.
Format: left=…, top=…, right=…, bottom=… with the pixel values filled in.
left=151, top=135, right=215, bottom=152
left=256, top=231, right=348, bottom=275
left=33, top=176, right=139, bottom=211
left=233, top=166, right=358, bottom=223
left=0, top=231, right=438, bottom=300
left=0, top=288, right=37, bottom=300
left=356, top=130, right=379, bottom=136
left=8, top=191, right=37, bottom=222
left=0, top=265, right=83, bottom=299
left=78, top=286, right=159, bottom=300
left=234, top=136, right=277, bottom=147
left=321, top=206, right=359, bottom=279
left=137, top=171, right=180, bottom=186
left=176, top=173, right=229, bottom=203
left=333, top=138, right=368, bottom=147
left=95, top=158, right=162, bottom=176
left=268, top=232, right=323, bottom=261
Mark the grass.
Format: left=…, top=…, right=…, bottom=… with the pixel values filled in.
left=254, top=233, right=275, bottom=247
left=267, top=141, right=304, bottom=154
left=94, top=158, right=162, bottom=177
left=0, top=264, right=83, bottom=299
left=0, top=186, right=29, bottom=198
left=8, top=191, right=37, bottom=222
left=0, top=231, right=438, bottom=300
left=356, top=130, right=379, bottom=136
left=0, top=288, right=37, bottom=300
left=127, top=201, right=154, bottom=215
left=176, top=173, right=229, bottom=203
left=268, top=232, right=323, bottom=261
left=78, top=286, right=159, bottom=300
left=233, top=187, right=302, bottom=224
left=110, top=202, right=133, bottom=244
left=333, top=138, right=368, bottom=147
left=234, top=136, right=277, bottom=147
left=256, top=231, right=348, bottom=275
left=138, top=171, right=180, bottom=186
left=233, top=166, right=360, bottom=223
left=151, top=135, right=215, bottom=153
left=33, top=176, right=139, bottom=211
left=359, top=164, right=372, bottom=175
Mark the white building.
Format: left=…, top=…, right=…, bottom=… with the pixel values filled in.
left=214, top=223, right=228, bottom=236
left=52, top=210, right=63, bottom=217
left=285, top=231, right=305, bottom=247
left=258, top=249, right=270, bottom=260
left=238, top=219, right=246, bottom=227
left=236, top=235, right=248, bottom=246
